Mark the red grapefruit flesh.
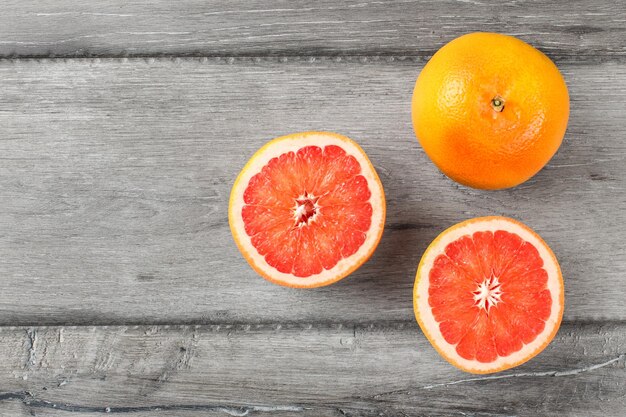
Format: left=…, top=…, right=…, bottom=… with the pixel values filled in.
left=229, top=132, right=386, bottom=288
left=414, top=216, right=564, bottom=373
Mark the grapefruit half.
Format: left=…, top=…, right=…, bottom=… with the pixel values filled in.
left=229, top=132, right=386, bottom=288
left=414, top=216, right=564, bottom=373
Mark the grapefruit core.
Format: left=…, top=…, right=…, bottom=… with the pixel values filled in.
left=414, top=216, right=564, bottom=374
left=229, top=132, right=386, bottom=288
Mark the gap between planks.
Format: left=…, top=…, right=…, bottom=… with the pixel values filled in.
left=0, top=54, right=623, bottom=65
left=0, top=319, right=623, bottom=330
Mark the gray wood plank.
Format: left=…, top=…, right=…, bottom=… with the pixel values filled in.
left=0, top=323, right=623, bottom=416
left=0, top=58, right=625, bottom=325
left=1, top=1, right=625, bottom=59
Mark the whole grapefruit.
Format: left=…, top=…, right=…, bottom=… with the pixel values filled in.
left=412, top=33, right=569, bottom=189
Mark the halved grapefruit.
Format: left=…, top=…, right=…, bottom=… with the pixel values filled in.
left=229, top=132, right=386, bottom=288
left=414, top=216, right=564, bottom=374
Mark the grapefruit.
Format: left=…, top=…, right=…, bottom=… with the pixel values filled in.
left=229, top=132, right=386, bottom=288
left=414, top=216, right=564, bottom=374
left=412, top=32, right=570, bottom=189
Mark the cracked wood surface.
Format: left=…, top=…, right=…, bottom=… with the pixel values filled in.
left=1, top=0, right=625, bottom=59
left=0, top=323, right=623, bottom=416
left=0, top=58, right=625, bottom=325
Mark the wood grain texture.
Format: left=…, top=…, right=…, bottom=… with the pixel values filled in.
left=1, top=0, right=625, bottom=59
left=1, top=58, right=625, bottom=325
left=0, top=323, right=623, bottom=416
left=1, top=3, right=625, bottom=415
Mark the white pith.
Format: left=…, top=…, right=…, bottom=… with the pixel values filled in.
left=414, top=217, right=563, bottom=373
left=230, top=132, right=385, bottom=287
left=293, top=192, right=320, bottom=227
left=473, top=275, right=503, bottom=312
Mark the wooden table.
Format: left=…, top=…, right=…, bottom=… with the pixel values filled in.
left=1, top=1, right=624, bottom=416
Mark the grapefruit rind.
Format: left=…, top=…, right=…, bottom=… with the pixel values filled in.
left=413, top=216, right=564, bottom=374
left=229, top=132, right=386, bottom=288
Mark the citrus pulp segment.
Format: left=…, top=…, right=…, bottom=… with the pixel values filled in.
left=414, top=216, right=564, bottom=373
left=229, top=132, right=386, bottom=288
